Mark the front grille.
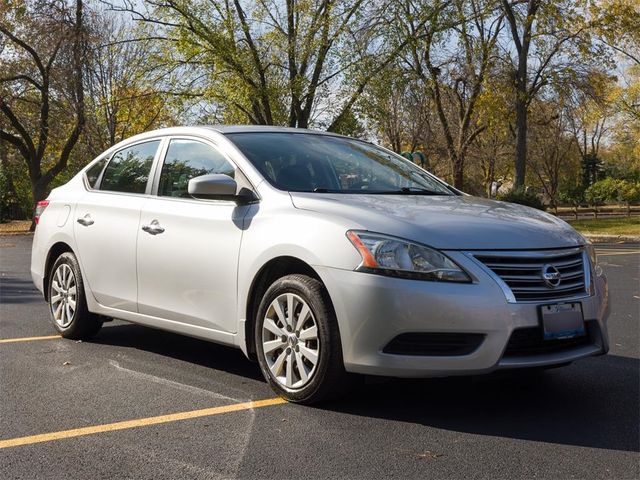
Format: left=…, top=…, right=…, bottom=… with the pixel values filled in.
left=383, top=332, right=485, bottom=356
left=474, top=249, right=588, bottom=302
left=503, top=326, right=591, bottom=357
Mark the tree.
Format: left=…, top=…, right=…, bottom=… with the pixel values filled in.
left=398, top=0, right=503, bottom=189
left=564, top=71, right=615, bottom=188
left=83, top=14, right=178, bottom=157
left=0, top=0, right=86, bottom=226
left=471, top=69, right=513, bottom=196
left=360, top=67, right=436, bottom=154
left=527, top=98, right=580, bottom=212
left=591, top=0, right=640, bottom=67
left=110, top=0, right=414, bottom=130
left=500, top=0, right=606, bottom=188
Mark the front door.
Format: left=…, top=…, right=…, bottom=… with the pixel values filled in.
left=136, top=138, right=248, bottom=333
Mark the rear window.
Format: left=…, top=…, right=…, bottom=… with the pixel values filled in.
left=100, top=141, right=160, bottom=194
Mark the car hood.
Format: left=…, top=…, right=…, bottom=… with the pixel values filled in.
left=289, top=193, right=585, bottom=250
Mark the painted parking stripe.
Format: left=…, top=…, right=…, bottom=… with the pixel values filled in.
left=0, top=397, right=287, bottom=449
left=0, top=335, right=60, bottom=344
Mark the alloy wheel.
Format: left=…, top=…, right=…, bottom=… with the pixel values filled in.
left=261, top=293, right=320, bottom=389
left=50, top=263, right=77, bottom=328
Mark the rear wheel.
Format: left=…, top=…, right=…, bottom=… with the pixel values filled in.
left=255, top=274, right=348, bottom=404
left=48, top=252, right=102, bottom=339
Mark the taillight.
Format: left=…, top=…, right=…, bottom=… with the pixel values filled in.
left=34, top=200, right=49, bottom=225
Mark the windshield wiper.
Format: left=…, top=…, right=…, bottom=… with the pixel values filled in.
left=313, top=187, right=336, bottom=193
left=390, top=187, right=444, bottom=195
left=309, top=187, right=446, bottom=195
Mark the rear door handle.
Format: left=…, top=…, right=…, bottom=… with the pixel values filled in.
left=77, top=214, right=94, bottom=227
left=141, top=219, right=165, bottom=235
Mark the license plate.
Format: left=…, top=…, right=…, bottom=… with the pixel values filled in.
left=540, top=303, right=585, bottom=340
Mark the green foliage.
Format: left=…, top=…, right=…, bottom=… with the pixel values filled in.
left=559, top=184, right=586, bottom=207
left=622, top=181, right=640, bottom=204
left=326, top=109, right=366, bottom=138
left=582, top=153, right=605, bottom=187
left=0, top=161, right=31, bottom=221
left=0, top=164, right=11, bottom=223
left=584, top=178, right=640, bottom=205
left=497, top=188, right=546, bottom=211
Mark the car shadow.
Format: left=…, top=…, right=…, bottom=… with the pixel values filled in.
left=321, top=354, right=640, bottom=453
left=92, top=322, right=639, bottom=453
left=92, top=322, right=264, bottom=381
left=0, top=276, right=43, bottom=304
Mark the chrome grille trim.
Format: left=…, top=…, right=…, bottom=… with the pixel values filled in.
left=466, top=248, right=591, bottom=303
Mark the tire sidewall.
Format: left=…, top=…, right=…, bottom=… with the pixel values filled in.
left=255, top=275, right=335, bottom=403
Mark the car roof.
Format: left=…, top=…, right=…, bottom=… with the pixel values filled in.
left=92, top=125, right=352, bottom=162
left=204, top=125, right=335, bottom=135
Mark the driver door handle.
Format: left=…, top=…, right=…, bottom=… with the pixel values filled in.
left=77, top=214, right=94, bottom=227
left=141, top=219, right=165, bottom=235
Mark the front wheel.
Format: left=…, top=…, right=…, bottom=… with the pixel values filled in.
left=255, top=274, right=349, bottom=404
left=48, top=252, right=102, bottom=339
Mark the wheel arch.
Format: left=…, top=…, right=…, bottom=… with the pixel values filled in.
left=244, top=256, right=327, bottom=360
left=43, top=242, right=76, bottom=301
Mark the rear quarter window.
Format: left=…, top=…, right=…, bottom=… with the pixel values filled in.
left=84, top=158, right=108, bottom=189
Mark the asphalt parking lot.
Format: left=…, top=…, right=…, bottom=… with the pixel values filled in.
left=1, top=235, right=638, bottom=479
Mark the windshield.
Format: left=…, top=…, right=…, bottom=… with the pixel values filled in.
left=226, top=132, right=454, bottom=195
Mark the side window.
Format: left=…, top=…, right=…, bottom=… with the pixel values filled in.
left=158, top=139, right=235, bottom=198
left=85, top=157, right=108, bottom=188
left=100, top=140, right=160, bottom=194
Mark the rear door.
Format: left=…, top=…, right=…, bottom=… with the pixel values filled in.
left=136, top=137, right=249, bottom=333
left=74, top=139, right=162, bottom=312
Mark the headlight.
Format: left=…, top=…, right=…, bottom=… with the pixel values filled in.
left=346, top=231, right=471, bottom=282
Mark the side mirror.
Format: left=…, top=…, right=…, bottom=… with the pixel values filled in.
left=188, top=174, right=247, bottom=202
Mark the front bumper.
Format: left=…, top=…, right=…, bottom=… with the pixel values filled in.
left=316, top=252, right=609, bottom=378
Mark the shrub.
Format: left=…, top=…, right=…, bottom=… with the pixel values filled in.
left=585, top=178, right=640, bottom=206
left=559, top=184, right=586, bottom=208
left=619, top=181, right=640, bottom=205
left=497, top=188, right=546, bottom=211
left=0, top=164, right=12, bottom=223
left=585, top=178, right=619, bottom=206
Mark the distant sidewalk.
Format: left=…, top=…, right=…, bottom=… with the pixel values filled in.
left=583, top=234, right=640, bottom=245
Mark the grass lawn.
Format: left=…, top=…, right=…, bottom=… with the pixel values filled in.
left=567, top=216, right=640, bottom=237
left=0, top=220, right=32, bottom=234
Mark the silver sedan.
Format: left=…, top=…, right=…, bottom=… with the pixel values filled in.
left=31, top=126, right=609, bottom=403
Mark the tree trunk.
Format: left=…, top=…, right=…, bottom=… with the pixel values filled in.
left=29, top=177, right=48, bottom=231
left=514, top=93, right=527, bottom=188
left=451, top=153, right=464, bottom=190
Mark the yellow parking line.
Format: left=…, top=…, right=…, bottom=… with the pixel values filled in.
left=0, top=397, right=287, bottom=449
left=0, top=335, right=60, bottom=344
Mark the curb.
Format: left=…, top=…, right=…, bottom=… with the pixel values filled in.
left=583, top=234, right=640, bottom=244
left=0, top=232, right=33, bottom=236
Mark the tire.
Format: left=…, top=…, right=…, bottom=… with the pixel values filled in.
left=48, top=252, right=103, bottom=340
left=254, top=274, right=349, bottom=404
